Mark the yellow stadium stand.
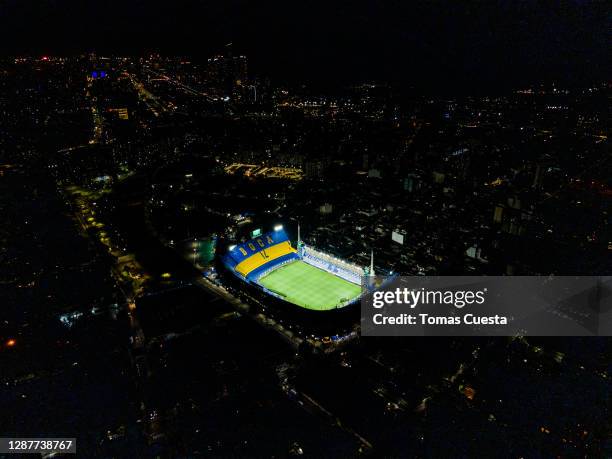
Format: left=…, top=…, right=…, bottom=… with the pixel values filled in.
left=235, top=241, right=296, bottom=277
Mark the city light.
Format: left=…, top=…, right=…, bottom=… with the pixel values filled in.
left=2, top=18, right=608, bottom=456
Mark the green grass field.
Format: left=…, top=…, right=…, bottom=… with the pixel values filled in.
left=257, top=260, right=362, bottom=311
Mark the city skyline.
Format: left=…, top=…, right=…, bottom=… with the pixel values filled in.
left=1, top=1, right=609, bottom=90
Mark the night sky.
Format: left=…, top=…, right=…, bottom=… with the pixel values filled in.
left=1, top=0, right=609, bottom=90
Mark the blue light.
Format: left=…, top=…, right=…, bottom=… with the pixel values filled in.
left=100, top=71, right=106, bottom=78
left=92, top=71, right=98, bottom=78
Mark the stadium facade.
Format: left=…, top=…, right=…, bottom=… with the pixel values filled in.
left=222, top=226, right=367, bottom=314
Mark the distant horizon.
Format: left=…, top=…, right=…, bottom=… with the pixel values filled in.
left=2, top=0, right=608, bottom=92
left=3, top=53, right=609, bottom=97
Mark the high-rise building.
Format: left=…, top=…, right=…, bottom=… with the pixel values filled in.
left=207, top=43, right=248, bottom=96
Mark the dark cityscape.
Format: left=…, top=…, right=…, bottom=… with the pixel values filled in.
left=1, top=1, right=611, bottom=457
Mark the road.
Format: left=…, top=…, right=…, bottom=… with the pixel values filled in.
left=193, top=276, right=305, bottom=350
left=143, top=67, right=216, bottom=102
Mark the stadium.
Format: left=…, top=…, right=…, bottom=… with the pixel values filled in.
left=221, top=225, right=369, bottom=313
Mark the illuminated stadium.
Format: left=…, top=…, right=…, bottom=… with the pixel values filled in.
left=222, top=226, right=367, bottom=311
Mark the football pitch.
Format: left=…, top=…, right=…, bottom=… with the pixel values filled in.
left=257, top=260, right=362, bottom=311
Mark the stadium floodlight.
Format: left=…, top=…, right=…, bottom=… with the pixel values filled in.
left=228, top=244, right=237, bottom=251
left=274, top=224, right=283, bottom=231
